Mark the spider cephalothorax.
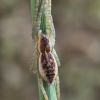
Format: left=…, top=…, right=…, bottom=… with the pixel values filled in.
left=39, top=34, right=51, bottom=53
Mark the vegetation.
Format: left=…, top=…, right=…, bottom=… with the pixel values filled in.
left=31, top=0, right=60, bottom=100
left=0, top=0, right=100, bottom=100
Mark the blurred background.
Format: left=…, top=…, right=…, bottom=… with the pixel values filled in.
left=0, top=0, right=100, bottom=100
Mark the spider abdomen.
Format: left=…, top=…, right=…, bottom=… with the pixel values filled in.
left=39, top=52, right=58, bottom=83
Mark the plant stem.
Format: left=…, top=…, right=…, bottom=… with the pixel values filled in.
left=31, top=0, right=60, bottom=100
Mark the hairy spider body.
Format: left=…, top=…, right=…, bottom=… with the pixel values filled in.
left=38, top=33, right=58, bottom=83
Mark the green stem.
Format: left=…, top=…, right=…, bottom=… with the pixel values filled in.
left=31, top=0, right=60, bottom=100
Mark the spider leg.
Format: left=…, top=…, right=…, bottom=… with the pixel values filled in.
left=52, top=49, right=61, bottom=67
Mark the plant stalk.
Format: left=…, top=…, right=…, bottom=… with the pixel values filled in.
left=31, top=0, right=60, bottom=100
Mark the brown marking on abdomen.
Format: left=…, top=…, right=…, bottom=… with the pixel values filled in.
left=41, top=53, right=56, bottom=83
